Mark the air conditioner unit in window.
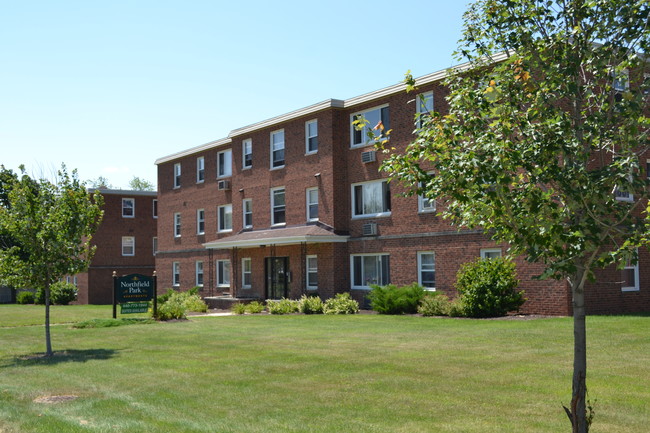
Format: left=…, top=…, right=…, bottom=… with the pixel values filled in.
left=362, top=222, right=378, bottom=236
left=218, top=180, right=231, bottom=191
left=361, top=150, right=376, bottom=163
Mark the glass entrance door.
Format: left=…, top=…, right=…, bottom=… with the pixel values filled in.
left=265, top=257, right=289, bottom=299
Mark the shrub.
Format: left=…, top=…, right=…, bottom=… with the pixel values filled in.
left=231, top=303, right=247, bottom=315
left=417, top=292, right=451, bottom=316
left=155, top=292, right=187, bottom=320
left=455, top=257, right=525, bottom=318
left=367, top=283, right=425, bottom=314
left=267, top=298, right=299, bottom=315
left=35, top=282, right=78, bottom=305
left=156, top=288, right=177, bottom=305
left=245, top=301, right=265, bottom=314
left=447, top=299, right=466, bottom=317
left=323, top=293, right=359, bottom=315
left=16, top=291, right=34, bottom=304
left=298, top=294, right=324, bottom=314
left=182, top=294, right=208, bottom=313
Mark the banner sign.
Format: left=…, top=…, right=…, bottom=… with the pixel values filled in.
left=115, top=274, right=154, bottom=303
left=120, top=302, right=149, bottom=314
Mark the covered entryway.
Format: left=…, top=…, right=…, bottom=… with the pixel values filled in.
left=265, top=257, right=289, bottom=299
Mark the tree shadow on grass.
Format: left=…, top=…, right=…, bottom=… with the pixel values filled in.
left=1, top=348, right=120, bottom=368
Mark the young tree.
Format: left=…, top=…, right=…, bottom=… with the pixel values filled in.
left=0, top=166, right=103, bottom=356
left=87, top=176, right=114, bottom=190
left=128, top=176, right=155, bottom=191
left=380, top=1, right=649, bottom=432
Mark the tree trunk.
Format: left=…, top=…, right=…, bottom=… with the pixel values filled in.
left=44, top=285, right=53, bottom=357
left=568, top=277, right=587, bottom=432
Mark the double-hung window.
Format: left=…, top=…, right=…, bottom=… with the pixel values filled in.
left=197, top=209, right=205, bottom=235
left=418, top=180, right=435, bottom=213
left=153, top=237, right=158, bottom=256
left=217, top=260, right=231, bottom=287
left=351, top=105, right=390, bottom=148
left=306, top=255, right=318, bottom=290
left=621, top=250, right=639, bottom=292
left=416, top=91, right=434, bottom=129
left=152, top=200, right=158, bottom=218
left=172, top=262, right=180, bottom=287
left=174, top=213, right=182, bottom=237
left=197, top=156, right=205, bottom=183
left=306, top=187, right=318, bottom=221
left=218, top=150, right=232, bottom=178
left=174, top=163, right=181, bottom=188
left=271, top=187, right=286, bottom=225
left=271, top=130, right=285, bottom=168
left=242, top=139, right=252, bottom=169
left=305, top=120, right=318, bottom=154
left=351, top=254, right=390, bottom=289
left=352, top=180, right=391, bottom=218
left=122, top=198, right=135, bottom=218
left=122, top=236, right=135, bottom=256
left=481, top=248, right=502, bottom=260
left=196, top=261, right=204, bottom=287
left=242, top=258, right=252, bottom=289
left=218, top=204, right=233, bottom=232
left=417, top=252, right=435, bottom=290
left=243, top=199, right=253, bottom=229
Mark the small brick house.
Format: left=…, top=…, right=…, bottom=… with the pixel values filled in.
left=75, top=189, right=158, bottom=304
left=153, top=69, right=649, bottom=315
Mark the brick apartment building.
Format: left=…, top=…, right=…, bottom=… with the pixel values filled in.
left=76, top=189, right=157, bottom=304
left=154, top=68, right=650, bottom=315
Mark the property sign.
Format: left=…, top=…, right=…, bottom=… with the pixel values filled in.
left=120, top=302, right=149, bottom=314
left=115, top=274, right=154, bottom=303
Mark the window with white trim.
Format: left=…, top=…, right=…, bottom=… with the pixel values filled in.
left=243, top=199, right=253, bottom=229
left=351, top=105, right=390, bottom=148
left=197, top=209, right=205, bottom=235
left=152, top=237, right=158, bottom=256
left=121, top=236, right=135, bottom=256
left=172, top=262, right=180, bottom=287
left=196, top=261, right=204, bottom=287
left=271, top=187, right=286, bottom=225
left=152, top=199, right=158, bottom=218
left=306, top=255, right=318, bottom=290
left=480, top=248, right=502, bottom=259
left=242, top=139, right=252, bottom=169
left=242, top=258, right=252, bottom=289
left=621, top=251, right=639, bottom=292
left=218, top=149, right=232, bottom=178
left=271, top=130, right=285, bottom=168
left=418, top=183, right=436, bottom=213
left=197, top=156, right=205, bottom=183
left=174, top=163, right=181, bottom=188
left=351, top=254, right=390, bottom=289
left=352, top=180, right=391, bottom=218
left=122, top=198, right=134, bottom=218
left=305, top=120, right=318, bottom=154
left=417, top=252, right=435, bottom=290
left=217, top=260, right=231, bottom=287
left=416, top=91, right=434, bottom=129
left=174, top=212, right=181, bottom=237
left=218, top=204, right=232, bottom=232
left=306, top=187, right=318, bottom=221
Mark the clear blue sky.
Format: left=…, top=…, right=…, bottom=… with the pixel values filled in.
left=1, top=0, right=470, bottom=189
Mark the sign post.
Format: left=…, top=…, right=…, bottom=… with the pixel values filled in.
left=112, top=272, right=156, bottom=318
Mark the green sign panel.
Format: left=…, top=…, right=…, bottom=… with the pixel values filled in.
left=120, top=302, right=149, bottom=314
left=115, top=273, right=154, bottom=303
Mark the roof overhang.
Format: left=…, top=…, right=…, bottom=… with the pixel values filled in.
left=203, top=225, right=349, bottom=250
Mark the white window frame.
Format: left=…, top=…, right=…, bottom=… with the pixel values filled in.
left=196, top=261, right=204, bottom=287
left=152, top=237, right=158, bottom=256
left=242, top=139, right=253, bottom=169
left=350, top=104, right=389, bottom=148
left=306, top=187, right=318, bottom=222
left=218, top=149, right=232, bottom=178
left=241, top=257, right=252, bottom=289
left=416, top=91, right=434, bottom=129
left=351, top=180, right=391, bottom=219
left=305, top=119, right=318, bottom=154
left=418, top=189, right=436, bottom=213
left=197, top=209, right=205, bottom=235
left=350, top=253, right=390, bottom=290
left=480, top=248, right=503, bottom=260
left=172, top=262, right=180, bottom=287
left=196, top=156, right=205, bottom=183
left=174, top=163, right=181, bottom=188
left=218, top=204, right=233, bottom=232
left=122, top=198, right=135, bottom=218
left=621, top=250, right=640, bottom=292
left=121, top=236, right=135, bottom=256
left=243, top=199, right=253, bottom=229
left=217, top=259, right=231, bottom=288
left=174, top=212, right=181, bottom=238
left=270, top=129, right=285, bottom=169
left=306, top=255, right=318, bottom=290
left=417, top=252, right=436, bottom=290
left=271, top=187, right=286, bottom=226
left=152, top=199, right=158, bottom=218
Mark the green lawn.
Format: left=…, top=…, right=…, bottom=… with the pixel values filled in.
left=0, top=305, right=648, bottom=433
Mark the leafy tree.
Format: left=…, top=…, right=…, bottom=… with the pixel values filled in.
left=128, top=176, right=155, bottom=191
left=0, top=166, right=103, bottom=356
left=87, top=176, right=114, bottom=189
left=379, top=1, right=649, bottom=431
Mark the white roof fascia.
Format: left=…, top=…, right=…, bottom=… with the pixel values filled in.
left=203, top=235, right=349, bottom=250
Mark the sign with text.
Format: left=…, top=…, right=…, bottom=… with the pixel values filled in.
left=120, top=302, right=149, bottom=314
left=115, top=274, right=154, bottom=303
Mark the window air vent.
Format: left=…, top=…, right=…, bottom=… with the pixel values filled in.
left=218, top=180, right=231, bottom=191
left=361, top=150, right=376, bottom=163
left=362, top=222, right=378, bottom=236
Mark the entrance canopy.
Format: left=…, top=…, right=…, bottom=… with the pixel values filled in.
left=203, top=224, right=349, bottom=250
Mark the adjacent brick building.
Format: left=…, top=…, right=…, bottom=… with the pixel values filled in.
left=76, top=189, right=158, bottom=304
left=154, top=68, right=649, bottom=315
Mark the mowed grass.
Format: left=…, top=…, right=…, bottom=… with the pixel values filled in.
left=0, top=306, right=648, bottom=433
